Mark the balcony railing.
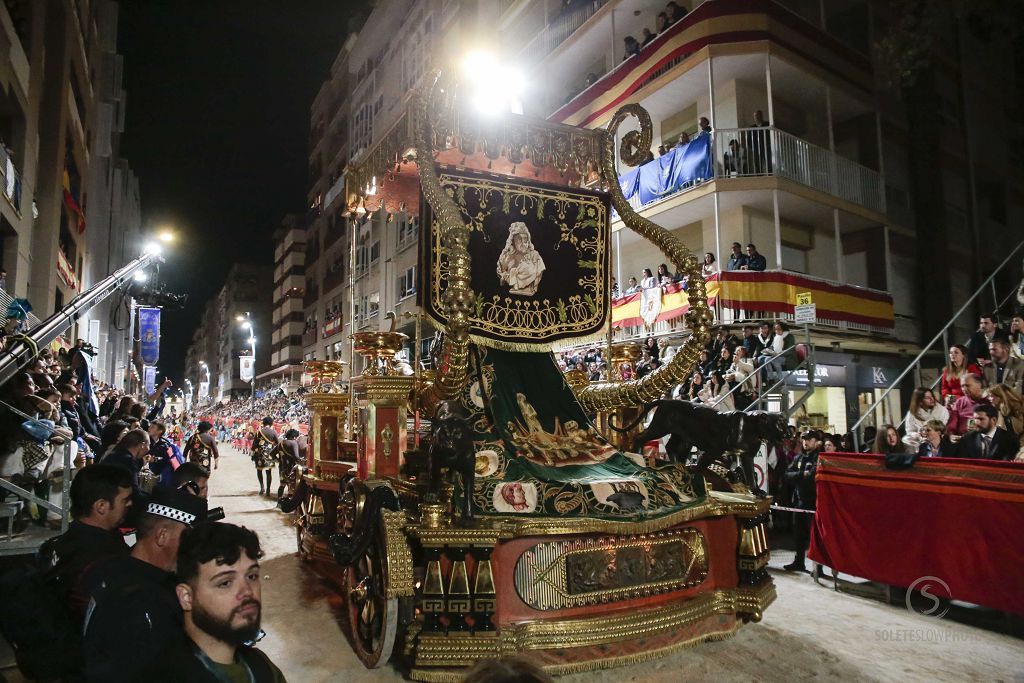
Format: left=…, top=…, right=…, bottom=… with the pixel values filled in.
left=611, top=270, right=894, bottom=340
left=518, top=0, right=609, bottom=66
left=619, top=127, right=885, bottom=215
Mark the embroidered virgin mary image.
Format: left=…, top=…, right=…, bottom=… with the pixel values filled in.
left=496, top=222, right=545, bottom=296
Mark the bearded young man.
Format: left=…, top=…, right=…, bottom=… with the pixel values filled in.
left=141, top=522, right=285, bottom=682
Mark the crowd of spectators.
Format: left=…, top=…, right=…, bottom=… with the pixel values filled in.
left=614, top=242, right=767, bottom=302
left=202, top=389, right=310, bottom=426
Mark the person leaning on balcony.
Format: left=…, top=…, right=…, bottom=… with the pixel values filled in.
left=699, top=116, right=712, bottom=134
left=622, top=35, right=641, bottom=61
left=902, top=387, right=950, bottom=450
left=624, top=276, right=639, bottom=294
left=940, top=344, right=980, bottom=406
left=657, top=263, right=673, bottom=286
left=641, top=27, right=656, bottom=47
left=666, top=1, right=688, bottom=24
left=872, top=424, right=906, bottom=455
left=984, top=336, right=1024, bottom=394
left=726, top=243, right=747, bottom=271
left=751, top=110, right=771, bottom=173
left=701, top=252, right=717, bottom=279
left=946, top=373, right=990, bottom=438
left=655, top=11, right=669, bottom=33
left=740, top=243, right=767, bottom=271
left=640, top=267, right=657, bottom=289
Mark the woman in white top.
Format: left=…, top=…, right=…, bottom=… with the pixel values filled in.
left=640, top=267, right=657, bottom=289
left=701, top=252, right=718, bottom=279
left=901, top=387, right=950, bottom=450
left=724, top=346, right=755, bottom=386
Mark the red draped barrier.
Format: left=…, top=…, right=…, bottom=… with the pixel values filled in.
left=809, top=453, right=1024, bottom=615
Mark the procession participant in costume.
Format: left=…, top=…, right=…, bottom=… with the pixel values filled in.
left=183, top=421, right=219, bottom=473
left=250, top=417, right=279, bottom=497
left=275, top=428, right=302, bottom=502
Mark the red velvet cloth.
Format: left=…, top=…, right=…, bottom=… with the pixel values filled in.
left=809, top=453, right=1024, bottom=615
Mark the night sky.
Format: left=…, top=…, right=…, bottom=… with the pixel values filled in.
left=117, top=1, right=367, bottom=384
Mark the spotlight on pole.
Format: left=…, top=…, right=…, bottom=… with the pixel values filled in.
left=133, top=271, right=149, bottom=283
left=461, top=49, right=525, bottom=117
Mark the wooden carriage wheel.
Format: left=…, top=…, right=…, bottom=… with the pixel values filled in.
left=344, top=519, right=399, bottom=668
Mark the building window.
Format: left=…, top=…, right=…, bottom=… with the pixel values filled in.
left=368, top=291, right=380, bottom=318
left=398, top=266, right=416, bottom=300
left=369, top=239, right=380, bottom=264
left=396, top=216, right=419, bottom=250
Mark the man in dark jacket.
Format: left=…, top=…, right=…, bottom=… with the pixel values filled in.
left=783, top=429, right=820, bottom=572
left=141, top=522, right=285, bottom=682
left=39, top=464, right=133, bottom=614
left=955, top=405, right=1017, bottom=460
left=725, top=242, right=747, bottom=271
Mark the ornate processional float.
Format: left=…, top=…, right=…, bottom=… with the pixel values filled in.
left=289, top=72, right=776, bottom=681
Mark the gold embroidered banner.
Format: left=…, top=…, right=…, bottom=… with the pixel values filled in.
left=420, top=170, right=611, bottom=350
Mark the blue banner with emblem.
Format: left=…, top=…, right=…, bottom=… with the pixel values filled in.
left=139, top=307, right=161, bottom=365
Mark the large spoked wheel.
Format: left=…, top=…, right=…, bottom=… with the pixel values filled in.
left=344, top=528, right=398, bottom=668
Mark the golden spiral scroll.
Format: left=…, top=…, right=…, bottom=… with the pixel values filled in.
left=577, top=103, right=712, bottom=411
left=412, top=78, right=472, bottom=404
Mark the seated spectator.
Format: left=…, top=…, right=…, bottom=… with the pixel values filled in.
left=701, top=252, right=717, bottom=278
left=641, top=27, right=656, bottom=46
left=757, top=321, right=797, bottom=378
left=873, top=424, right=906, bottom=454
left=901, top=387, right=949, bottom=450
left=635, top=349, right=655, bottom=379
left=643, top=335, right=660, bottom=360
left=940, top=344, right=980, bottom=406
left=686, top=371, right=704, bottom=402
left=987, top=384, right=1024, bottom=460
left=917, top=419, right=952, bottom=458
left=1009, top=314, right=1024, bottom=359
left=954, top=404, right=1017, bottom=460
left=822, top=434, right=842, bottom=453
left=724, top=346, right=755, bottom=408
left=946, top=373, right=989, bottom=437
left=699, top=371, right=733, bottom=412
left=622, top=35, right=640, bottom=61
left=984, top=336, right=1024, bottom=394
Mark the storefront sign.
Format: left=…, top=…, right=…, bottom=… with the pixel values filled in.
left=790, top=363, right=847, bottom=387
left=857, top=365, right=900, bottom=387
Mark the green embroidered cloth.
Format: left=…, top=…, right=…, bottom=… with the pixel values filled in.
left=460, top=348, right=703, bottom=519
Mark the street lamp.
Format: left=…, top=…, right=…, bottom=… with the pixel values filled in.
left=239, top=312, right=256, bottom=410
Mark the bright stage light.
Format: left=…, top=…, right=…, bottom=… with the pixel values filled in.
left=133, top=271, right=148, bottom=283
left=461, top=50, right=525, bottom=117
left=157, top=230, right=175, bottom=243
left=143, top=241, right=162, bottom=256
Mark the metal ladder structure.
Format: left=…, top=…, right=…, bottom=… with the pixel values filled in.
left=850, top=241, right=1024, bottom=450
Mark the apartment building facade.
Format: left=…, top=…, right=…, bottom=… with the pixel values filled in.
left=264, top=213, right=306, bottom=387
left=0, top=0, right=141, bottom=388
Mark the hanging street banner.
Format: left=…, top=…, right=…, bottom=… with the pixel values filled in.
left=143, top=365, right=156, bottom=395
left=199, top=381, right=210, bottom=400
left=420, top=170, right=611, bottom=351
left=240, top=355, right=255, bottom=382
left=138, top=307, right=161, bottom=365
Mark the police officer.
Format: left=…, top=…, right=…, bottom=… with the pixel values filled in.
left=783, top=429, right=820, bottom=572
left=81, top=488, right=207, bottom=682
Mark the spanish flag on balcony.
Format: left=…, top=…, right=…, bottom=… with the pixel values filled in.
left=612, top=272, right=894, bottom=330
left=62, top=169, right=86, bottom=233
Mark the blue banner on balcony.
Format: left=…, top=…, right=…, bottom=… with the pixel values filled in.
left=139, top=306, right=161, bottom=365
left=617, top=133, right=713, bottom=207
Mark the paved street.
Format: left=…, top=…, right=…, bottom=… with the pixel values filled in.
left=211, top=444, right=1022, bottom=682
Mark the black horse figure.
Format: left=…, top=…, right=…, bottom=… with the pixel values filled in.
left=424, top=400, right=477, bottom=519
left=611, top=400, right=787, bottom=494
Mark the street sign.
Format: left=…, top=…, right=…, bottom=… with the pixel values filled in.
left=796, top=291, right=813, bottom=306
left=794, top=303, right=817, bottom=324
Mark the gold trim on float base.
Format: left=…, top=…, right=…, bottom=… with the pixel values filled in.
left=407, top=583, right=775, bottom=680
